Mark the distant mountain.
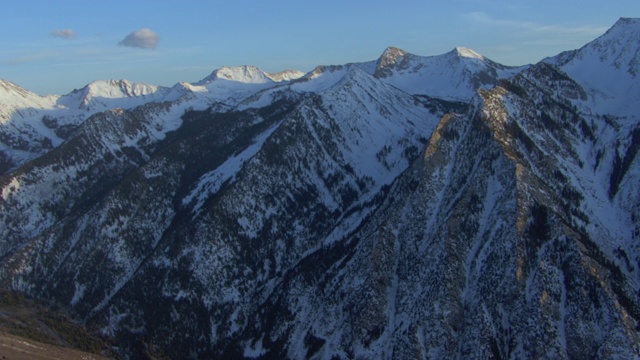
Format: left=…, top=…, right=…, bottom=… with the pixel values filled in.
left=284, top=45, right=522, bottom=102
left=0, top=79, right=174, bottom=174
left=373, top=45, right=523, bottom=101
left=0, top=80, right=63, bottom=172
left=0, top=79, right=59, bottom=120
left=0, top=67, right=303, bottom=175
left=0, top=18, right=639, bottom=359
left=196, top=65, right=305, bottom=84
left=58, top=79, right=170, bottom=111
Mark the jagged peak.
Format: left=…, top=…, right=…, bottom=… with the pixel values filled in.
left=377, top=46, right=409, bottom=68
left=374, top=46, right=411, bottom=79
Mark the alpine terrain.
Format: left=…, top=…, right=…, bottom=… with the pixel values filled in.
left=0, top=17, right=639, bottom=359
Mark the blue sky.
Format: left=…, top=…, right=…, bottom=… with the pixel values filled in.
left=1, top=0, right=638, bottom=95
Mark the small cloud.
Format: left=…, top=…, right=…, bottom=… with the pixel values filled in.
left=118, top=28, right=159, bottom=49
left=51, top=29, right=77, bottom=40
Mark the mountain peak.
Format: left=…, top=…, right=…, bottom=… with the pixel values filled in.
left=597, top=17, right=640, bottom=45
left=82, top=79, right=162, bottom=100
left=0, top=79, right=55, bottom=100
left=0, top=79, right=57, bottom=117
left=0, top=79, right=20, bottom=89
left=82, top=79, right=161, bottom=95
left=611, top=17, right=640, bottom=28
left=199, top=65, right=274, bottom=85
left=452, top=47, right=485, bottom=60
left=541, top=17, right=640, bottom=115
left=0, top=79, right=31, bottom=98
left=378, top=46, right=408, bottom=67
left=54, top=79, right=166, bottom=111
left=375, top=46, right=409, bottom=78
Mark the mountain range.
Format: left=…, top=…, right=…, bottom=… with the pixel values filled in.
left=0, top=17, right=639, bottom=359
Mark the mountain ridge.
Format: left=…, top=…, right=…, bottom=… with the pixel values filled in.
left=0, top=18, right=639, bottom=358
left=0, top=43, right=510, bottom=174
left=543, top=17, right=640, bottom=116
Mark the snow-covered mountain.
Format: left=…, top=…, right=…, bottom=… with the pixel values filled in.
left=58, top=79, right=170, bottom=111
left=372, top=45, right=523, bottom=101
left=282, top=45, right=521, bottom=102
left=0, top=18, right=639, bottom=359
left=544, top=17, right=640, bottom=116
left=0, top=79, right=59, bottom=120
left=0, top=79, right=177, bottom=174
left=0, top=66, right=304, bottom=174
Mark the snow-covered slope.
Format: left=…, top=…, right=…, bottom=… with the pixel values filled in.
left=182, top=65, right=305, bottom=105
left=0, top=80, right=59, bottom=123
left=0, top=80, right=61, bottom=171
left=544, top=17, right=640, bottom=116
left=0, top=18, right=639, bottom=359
left=0, top=44, right=512, bottom=173
left=0, top=79, right=176, bottom=173
left=267, top=69, right=306, bottom=82
left=0, top=58, right=450, bottom=358
left=251, top=45, right=521, bottom=104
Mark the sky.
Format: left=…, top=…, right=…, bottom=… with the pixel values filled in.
left=1, top=0, right=638, bottom=95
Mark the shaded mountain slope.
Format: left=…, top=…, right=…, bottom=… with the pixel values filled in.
left=0, top=18, right=638, bottom=359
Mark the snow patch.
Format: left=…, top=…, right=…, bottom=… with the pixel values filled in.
left=1, top=178, right=20, bottom=200
left=455, top=46, right=485, bottom=60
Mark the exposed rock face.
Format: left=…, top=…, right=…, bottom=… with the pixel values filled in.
left=374, top=46, right=409, bottom=78
left=0, top=19, right=639, bottom=359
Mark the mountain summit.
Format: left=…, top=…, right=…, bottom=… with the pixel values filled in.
left=544, top=17, right=640, bottom=115
left=372, top=45, right=520, bottom=101
left=375, top=46, right=409, bottom=77
left=197, top=65, right=305, bottom=85
left=453, top=46, right=485, bottom=60
left=197, top=65, right=275, bottom=84
left=0, top=19, right=639, bottom=359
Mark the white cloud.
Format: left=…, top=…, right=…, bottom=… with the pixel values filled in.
left=51, top=29, right=77, bottom=40
left=118, top=28, right=159, bottom=49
